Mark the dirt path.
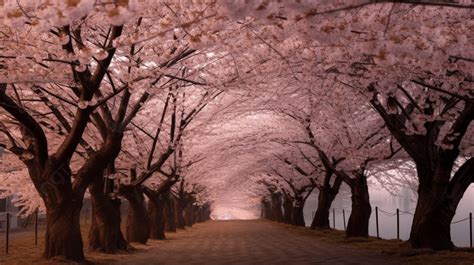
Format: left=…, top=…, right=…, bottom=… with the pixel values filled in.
left=113, top=220, right=402, bottom=265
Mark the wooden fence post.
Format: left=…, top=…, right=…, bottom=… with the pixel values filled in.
left=35, top=209, right=38, bottom=246
left=342, top=209, right=346, bottom=231
left=470, top=212, right=472, bottom=248
left=6, top=213, right=10, bottom=254
left=396, top=208, right=400, bottom=240
left=332, top=208, right=336, bottom=229
left=375, top=207, right=380, bottom=238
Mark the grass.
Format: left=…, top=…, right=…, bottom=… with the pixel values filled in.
left=272, top=221, right=474, bottom=265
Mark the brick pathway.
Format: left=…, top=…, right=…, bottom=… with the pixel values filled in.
left=113, top=220, right=402, bottom=265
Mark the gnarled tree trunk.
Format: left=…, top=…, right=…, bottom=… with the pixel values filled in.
left=292, top=205, right=305, bottom=226
left=202, top=204, right=211, bottom=221
left=44, top=199, right=84, bottom=261
left=148, top=194, right=166, bottom=240
left=282, top=195, right=294, bottom=224
left=176, top=202, right=186, bottom=229
left=311, top=170, right=342, bottom=229
left=39, top=162, right=86, bottom=261
left=184, top=205, right=193, bottom=227
left=123, top=187, right=149, bottom=244
left=190, top=205, right=197, bottom=225
left=408, top=165, right=464, bottom=250
left=311, top=187, right=335, bottom=229
left=261, top=199, right=273, bottom=220
left=270, top=192, right=283, bottom=222
left=196, top=206, right=203, bottom=223
left=164, top=191, right=177, bottom=232
left=88, top=178, right=130, bottom=252
left=409, top=191, right=454, bottom=249
left=346, top=176, right=371, bottom=238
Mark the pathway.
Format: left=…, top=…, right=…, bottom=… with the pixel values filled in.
left=113, top=220, right=402, bottom=265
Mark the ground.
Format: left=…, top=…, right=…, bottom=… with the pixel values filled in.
left=113, top=220, right=401, bottom=265
left=0, top=220, right=473, bottom=265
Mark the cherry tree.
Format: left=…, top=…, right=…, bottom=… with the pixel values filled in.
left=0, top=22, right=122, bottom=260
left=304, top=3, right=473, bottom=247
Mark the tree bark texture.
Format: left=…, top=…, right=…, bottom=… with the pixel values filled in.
left=44, top=199, right=84, bottom=261
left=123, top=186, right=150, bottom=244
left=147, top=193, right=167, bottom=240
left=346, top=176, right=371, bottom=238
left=164, top=191, right=177, bottom=232
left=88, top=177, right=130, bottom=253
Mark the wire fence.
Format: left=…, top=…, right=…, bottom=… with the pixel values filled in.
left=0, top=205, right=107, bottom=255
left=312, top=207, right=473, bottom=248
left=0, top=211, right=46, bottom=254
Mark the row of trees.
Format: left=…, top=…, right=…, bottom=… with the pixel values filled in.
left=259, top=76, right=472, bottom=245
left=213, top=0, right=472, bottom=251
left=0, top=0, right=472, bottom=262
left=0, top=1, right=228, bottom=261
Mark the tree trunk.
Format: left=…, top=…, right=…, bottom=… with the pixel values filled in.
left=409, top=192, right=455, bottom=250
left=184, top=205, right=193, bottom=227
left=409, top=167, right=456, bottom=250
left=41, top=162, right=86, bottom=262
left=282, top=195, right=293, bottom=224
left=292, top=205, right=305, bottom=227
left=164, top=192, right=177, bottom=232
left=270, top=192, right=283, bottom=222
left=176, top=202, right=186, bottom=229
left=148, top=195, right=166, bottom=240
left=262, top=199, right=273, bottom=220
left=44, top=201, right=85, bottom=261
left=197, top=208, right=203, bottom=222
left=203, top=204, right=211, bottom=221
left=191, top=205, right=197, bottom=225
left=88, top=178, right=130, bottom=253
left=311, top=187, right=334, bottom=229
left=346, top=176, right=371, bottom=238
left=408, top=147, right=474, bottom=250
left=123, top=187, right=150, bottom=244
left=197, top=204, right=209, bottom=223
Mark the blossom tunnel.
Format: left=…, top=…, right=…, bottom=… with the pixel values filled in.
left=0, top=0, right=472, bottom=264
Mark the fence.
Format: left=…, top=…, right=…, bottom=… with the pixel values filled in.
left=0, top=203, right=109, bottom=255
left=0, top=210, right=45, bottom=254
left=312, top=207, right=473, bottom=248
